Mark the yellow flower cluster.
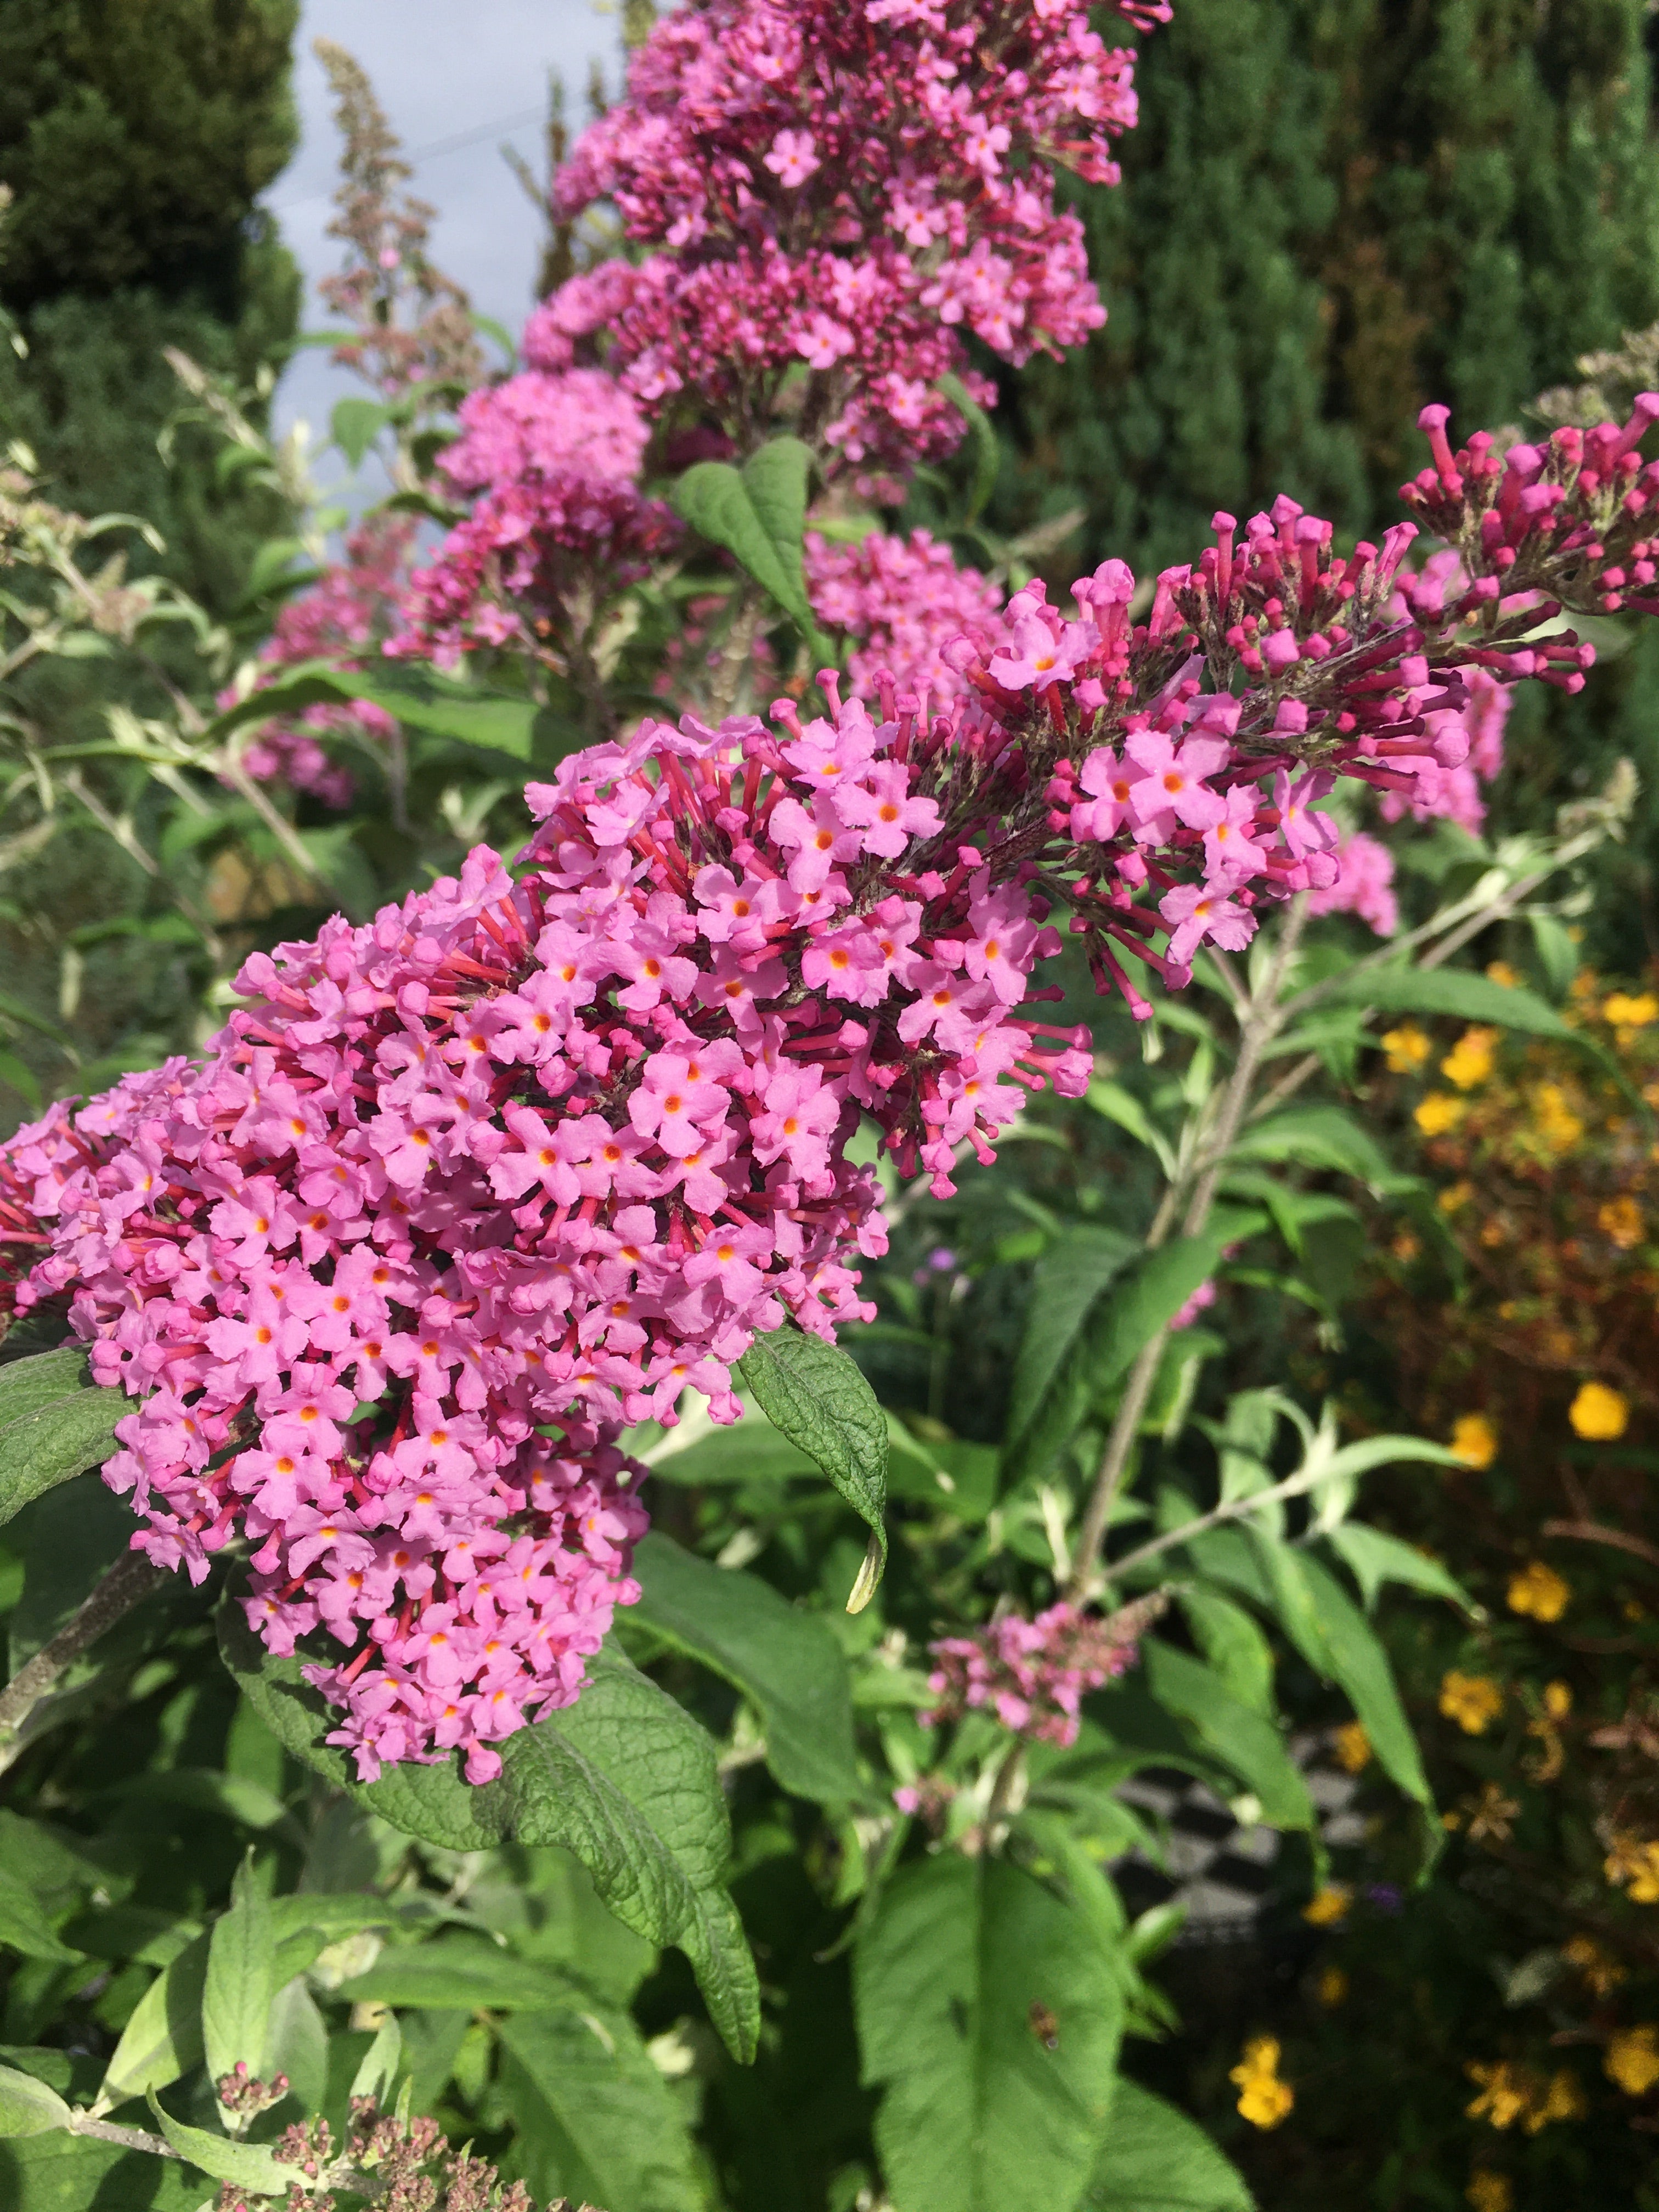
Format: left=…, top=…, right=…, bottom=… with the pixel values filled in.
left=1440, top=1671, right=1504, bottom=1735
left=1530, top=1080, right=1584, bottom=1153
left=1605, top=2024, right=1659, bottom=2097
left=1605, top=1832, right=1659, bottom=1904
left=1415, top=1092, right=1467, bottom=1136
left=1450, top=1413, right=1498, bottom=1469
left=1465, top=2059, right=1585, bottom=2132
left=1569, top=1380, right=1629, bottom=1440
left=1603, top=990, right=1659, bottom=1034
left=1442, top=1026, right=1498, bottom=1091
left=1598, top=1193, right=1644, bottom=1250
left=1333, top=1719, right=1372, bottom=1774
left=1465, top=2174, right=1513, bottom=2212
left=1564, top=1933, right=1625, bottom=1997
left=1302, top=1883, right=1351, bottom=1927
left=1506, top=1561, right=1570, bottom=1622
left=1383, top=1023, right=1432, bottom=1074
left=1230, top=2035, right=1294, bottom=2129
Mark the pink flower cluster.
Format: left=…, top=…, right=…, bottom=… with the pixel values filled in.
left=535, top=0, right=1160, bottom=474
left=803, top=528, right=1010, bottom=705
left=393, top=368, right=676, bottom=666
left=241, top=515, right=417, bottom=808
left=922, top=1600, right=1147, bottom=1748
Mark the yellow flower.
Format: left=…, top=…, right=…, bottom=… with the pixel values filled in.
left=1464, top=1782, right=1521, bottom=1844
left=1302, top=1883, right=1352, bottom=1927
left=1569, top=1381, right=1629, bottom=1441
left=1506, top=1562, right=1570, bottom=1623
left=1416, top=1092, right=1468, bottom=1136
left=1314, top=1965, right=1349, bottom=2008
left=1531, top=1082, right=1583, bottom=1152
left=1527, top=2069, right=1586, bottom=2131
left=1451, top=1413, right=1498, bottom=1470
left=1603, top=991, right=1659, bottom=1030
left=1485, top=960, right=1521, bottom=990
left=1333, top=1720, right=1372, bottom=1774
left=1465, top=2062, right=1533, bottom=2130
left=1598, top=1195, right=1644, bottom=1250
left=1231, top=2036, right=1294, bottom=2130
left=1542, top=1680, right=1572, bottom=1720
left=1441, top=1671, right=1504, bottom=1735
left=1438, top=1180, right=1475, bottom=1215
left=1383, top=1023, right=1433, bottom=1073
left=1466, top=2174, right=1513, bottom=2212
left=1605, top=2025, right=1659, bottom=2097
left=1605, top=1833, right=1659, bottom=1904
left=1564, top=1933, right=1626, bottom=1997
left=1442, top=1025, right=1499, bottom=1090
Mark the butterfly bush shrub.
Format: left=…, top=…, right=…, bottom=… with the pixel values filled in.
left=2, top=5, right=1658, bottom=2208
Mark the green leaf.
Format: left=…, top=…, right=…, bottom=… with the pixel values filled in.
left=217, top=1611, right=758, bottom=2062
left=0, top=2135, right=203, bottom=2212
left=0, top=1865, right=81, bottom=1966
left=99, top=1933, right=210, bottom=2104
left=349, top=2015, right=405, bottom=2107
left=337, top=1932, right=585, bottom=2012
left=1007, top=1212, right=1264, bottom=1481
left=1084, top=2079, right=1255, bottom=2210
left=1178, top=1590, right=1275, bottom=1716
left=1321, top=966, right=1577, bottom=1038
left=631, top=1531, right=861, bottom=1803
left=1139, top=1642, right=1313, bottom=1831
left=1085, top=1080, right=1177, bottom=1176
left=1226, top=1105, right=1394, bottom=1188
left=855, top=1853, right=1125, bottom=2212
left=202, top=1853, right=276, bottom=2091
left=330, top=397, right=394, bottom=467
left=673, top=438, right=829, bottom=650
left=499, top=2004, right=703, bottom=2212
left=1324, top=1525, right=1474, bottom=1613
left=733, top=1325, right=888, bottom=1591
left=266, top=1977, right=328, bottom=2117
left=1296, top=1554, right=1434, bottom=1810
left=937, top=372, right=1000, bottom=522
left=209, top=660, right=537, bottom=761
left=0, top=2065, right=71, bottom=2138
left=1006, top=1227, right=1139, bottom=1460
left=0, top=1349, right=128, bottom=1528
left=147, top=2092, right=307, bottom=2195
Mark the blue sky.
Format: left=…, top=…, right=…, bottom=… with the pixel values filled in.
left=264, top=1, right=625, bottom=500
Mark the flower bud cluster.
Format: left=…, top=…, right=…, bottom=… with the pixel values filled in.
left=537, top=0, right=1161, bottom=473
left=392, top=369, right=678, bottom=666
left=923, top=1598, right=1155, bottom=1747
left=803, top=527, right=1011, bottom=705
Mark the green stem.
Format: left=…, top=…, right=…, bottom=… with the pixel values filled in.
left=0, top=1551, right=161, bottom=1772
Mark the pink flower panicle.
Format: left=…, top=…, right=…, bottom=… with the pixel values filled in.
left=534, top=0, right=1151, bottom=475
left=240, top=514, right=419, bottom=808
left=803, top=528, right=1011, bottom=704
left=924, top=1599, right=1154, bottom=1748
left=392, top=369, right=677, bottom=666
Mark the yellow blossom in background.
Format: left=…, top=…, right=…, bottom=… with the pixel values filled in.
left=1314, top=1965, right=1349, bottom=2008
left=1438, top=1180, right=1475, bottom=1215
left=1441, top=1671, right=1504, bottom=1735
left=1507, top=1561, right=1571, bottom=1622
left=1485, top=960, right=1521, bottom=990
left=1564, top=1933, right=1626, bottom=1996
left=1383, top=1023, right=1433, bottom=1073
left=1302, top=1883, right=1352, bottom=1926
left=1231, top=2036, right=1294, bottom=2129
left=1598, top=1194, right=1644, bottom=1250
left=1528, top=2069, right=1587, bottom=2130
left=1451, top=1413, right=1498, bottom=1470
left=1442, top=1026, right=1498, bottom=1090
left=1333, top=1720, right=1372, bottom=1774
left=1466, top=2174, right=1513, bottom=2212
left=1605, top=1833, right=1659, bottom=1904
left=1569, top=1381, right=1629, bottom=1440
left=1543, top=1680, right=1572, bottom=1720
left=1465, top=2062, right=1533, bottom=2130
left=1603, top=991, right=1659, bottom=1031
left=1531, top=1081, right=1583, bottom=1152
left=1605, top=2025, right=1659, bottom=2097
left=1416, top=1092, right=1468, bottom=1136
left=1464, top=1782, right=1521, bottom=1844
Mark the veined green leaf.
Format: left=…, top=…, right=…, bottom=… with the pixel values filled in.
left=1324, top=1525, right=1473, bottom=1613
left=0, top=2064, right=71, bottom=2138
left=1085, top=1080, right=1177, bottom=1176
left=631, top=1531, right=861, bottom=1803
left=1178, top=1590, right=1275, bottom=1716
left=734, top=1325, right=887, bottom=1592
left=1320, top=966, right=1577, bottom=1040
left=855, top=1853, right=1125, bottom=2212
left=201, top=1853, right=275, bottom=2091
left=1296, top=1553, right=1434, bottom=1810
left=499, top=2004, right=703, bottom=2212
left=99, top=1932, right=210, bottom=2103
left=0, top=1348, right=127, bottom=1528
left=147, top=2092, right=308, bottom=2194
left=1085, top=2079, right=1255, bottom=2210
left=1006, top=1226, right=1138, bottom=1461
left=1227, top=1105, right=1393, bottom=1188
left=336, top=1933, right=584, bottom=2012
left=1140, top=1641, right=1313, bottom=1831
left=673, top=438, right=830, bottom=652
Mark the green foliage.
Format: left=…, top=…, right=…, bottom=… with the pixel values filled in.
left=674, top=437, right=832, bottom=657
left=0, top=1350, right=126, bottom=1527
left=1007, top=0, right=1659, bottom=573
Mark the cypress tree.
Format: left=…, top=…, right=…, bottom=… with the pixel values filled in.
left=1006, top=0, right=1659, bottom=577
left=0, top=0, right=302, bottom=609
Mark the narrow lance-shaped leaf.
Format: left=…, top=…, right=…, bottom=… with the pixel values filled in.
left=631, top=1530, right=862, bottom=1804
left=201, top=1852, right=276, bottom=2092
left=734, top=1324, right=888, bottom=1602
left=147, top=2093, right=309, bottom=2195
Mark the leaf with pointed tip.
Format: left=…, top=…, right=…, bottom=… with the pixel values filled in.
left=202, top=1854, right=275, bottom=2089
left=673, top=438, right=830, bottom=653
left=147, top=2093, right=308, bottom=2194
left=735, top=1325, right=887, bottom=1588
left=0, top=2065, right=71, bottom=2138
